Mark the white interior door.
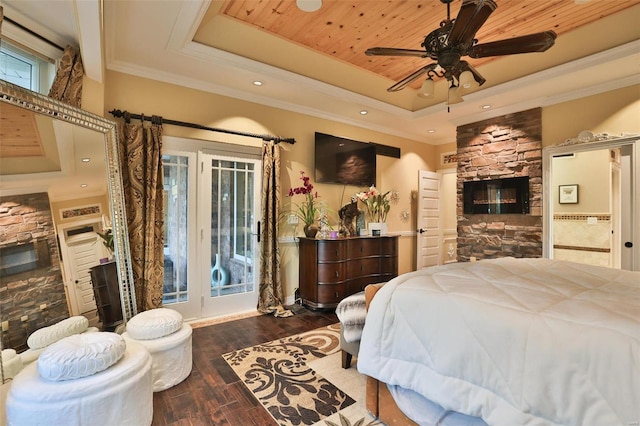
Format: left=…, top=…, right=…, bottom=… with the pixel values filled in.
left=65, top=234, right=102, bottom=315
left=199, top=152, right=262, bottom=318
left=417, top=170, right=441, bottom=269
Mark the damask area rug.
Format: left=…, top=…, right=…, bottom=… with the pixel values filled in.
left=223, top=323, right=379, bottom=426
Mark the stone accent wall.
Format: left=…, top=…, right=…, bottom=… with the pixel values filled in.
left=0, top=193, right=69, bottom=352
left=457, top=108, right=543, bottom=261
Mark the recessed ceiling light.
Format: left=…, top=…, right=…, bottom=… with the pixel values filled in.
left=80, top=184, right=88, bottom=188
left=296, top=0, right=322, bottom=12
left=427, top=129, right=436, bottom=133
left=81, top=158, right=90, bottom=163
left=360, top=110, right=368, bottom=115
left=482, top=104, right=492, bottom=110
left=253, top=80, right=263, bottom=86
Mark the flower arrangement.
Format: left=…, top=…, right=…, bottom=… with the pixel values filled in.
left=355, top=185, right=399, bottom=223
left=97, top=228, right=114, bottom=254
left=288, top=171, right=320, bottom=227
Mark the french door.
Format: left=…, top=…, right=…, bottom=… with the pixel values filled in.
left=161, top=137, right=262, bottom=320
left=198, top=152, right=261, bottom=318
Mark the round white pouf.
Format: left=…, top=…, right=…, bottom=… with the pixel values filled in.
left=123, top=323, right=192, bottom=392
left=126, top=308, right=183, bottom=340
left=6, top=339, right=153, bottom=426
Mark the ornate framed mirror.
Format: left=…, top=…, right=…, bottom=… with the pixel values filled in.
left=0, top=79, right=136, bottom=383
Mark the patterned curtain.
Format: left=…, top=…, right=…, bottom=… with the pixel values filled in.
left=258, top=142, right=293, bottom=317
left=117, top=115, right=165, bottom=312
left=48, top=45, right=84, bottom=108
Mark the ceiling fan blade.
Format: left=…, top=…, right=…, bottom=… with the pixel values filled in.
left=448, top=0, right=497, bottom=47
left=366, top=47, right=429, bottom=58
left=468, top=31, right=557, bottom=58
left=387, top=64, right=437, bottom=92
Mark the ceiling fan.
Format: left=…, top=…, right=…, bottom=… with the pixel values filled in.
left=365, top=0, right=557, bottom=101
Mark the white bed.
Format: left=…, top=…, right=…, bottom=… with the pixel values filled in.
left=358, top=258, right=640, bottom=425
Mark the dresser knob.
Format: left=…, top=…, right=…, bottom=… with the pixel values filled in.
left=335, top=271, right=339, bottom=278
left=335, top=291, right=339, bottom=298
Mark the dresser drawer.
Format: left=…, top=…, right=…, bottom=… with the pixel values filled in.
left=347, top=239, right=379, bottom=258
left=317, top=241, right=345, bottom=261
left=380, top=257, right=398, bottom=274
left=379, top=237, right=398, bottom=255
left=317, top=284, right=347, bottom=305
left=317, top=263, right=345, bottom=283
left=350, top=258, right=381, bottom=277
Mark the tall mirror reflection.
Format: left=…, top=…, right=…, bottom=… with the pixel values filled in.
left=0, top=79, right=136, bottom=378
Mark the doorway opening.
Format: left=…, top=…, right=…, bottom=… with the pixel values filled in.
left=543, top=135, right=638, bottom=271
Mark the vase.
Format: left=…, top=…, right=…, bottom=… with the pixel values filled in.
left=303, top=224, right=319, bottom=238
left=368, top=222, right=388, bottom=236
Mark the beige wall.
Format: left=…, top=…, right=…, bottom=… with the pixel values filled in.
left=104, top=71, right=438, bottom=301
left=81, top=76, right=105, bottom=117
left=552, top=149, right=611, bottom=213
left=542, top=84, right=640, bottom=146
left=94, top=71, right=639, bottom=304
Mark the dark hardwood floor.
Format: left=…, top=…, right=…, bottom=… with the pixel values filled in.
left=152, top=305, right=338, bottom=425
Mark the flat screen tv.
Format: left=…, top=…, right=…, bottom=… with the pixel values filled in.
left=314, top=132, right=376, bottom=186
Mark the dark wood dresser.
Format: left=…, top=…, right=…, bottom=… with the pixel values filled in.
left=298, top=236, right=398, bottom=309
left=89, top=261, right=123, bottom=331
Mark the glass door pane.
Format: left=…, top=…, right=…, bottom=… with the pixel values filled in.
left=162, top=155, right=189, bottom=304
left=202, top=155, right=260, bottom=317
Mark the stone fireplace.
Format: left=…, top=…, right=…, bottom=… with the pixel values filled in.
left=0, top=192, right=69, bottom=352
left=457, top=108, right=543, bottom=261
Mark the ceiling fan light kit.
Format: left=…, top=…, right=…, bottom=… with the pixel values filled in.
left=418, top=78, right=435, bottom=98
left=447, top=83, right=464, bottom=105
left=365, top=0, right=557, bottom=107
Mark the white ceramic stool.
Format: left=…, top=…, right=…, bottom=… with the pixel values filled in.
left=123, top=308, right=193, bottom=391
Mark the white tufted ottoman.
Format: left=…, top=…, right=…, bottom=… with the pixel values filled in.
left=123, top=308, right=192, bottom=391
left=6, top=333, right=153, bottom=426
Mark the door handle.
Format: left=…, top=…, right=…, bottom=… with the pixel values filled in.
left=624, top=241, right=633, bottom=248
left=417, top=228, right=426, bottom=234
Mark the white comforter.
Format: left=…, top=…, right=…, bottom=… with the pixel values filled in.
left=358, top=258, right=640, bottom=426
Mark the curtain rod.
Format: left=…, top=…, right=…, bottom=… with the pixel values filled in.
left=4, top=16, right=65, bottom=52
left=109, top=109, right=295, bottom=145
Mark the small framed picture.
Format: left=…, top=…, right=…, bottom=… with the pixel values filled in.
left=559, top=184, right=578, bottom=204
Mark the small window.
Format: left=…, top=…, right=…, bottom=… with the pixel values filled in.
left=0, top=40, right=56, bottom=94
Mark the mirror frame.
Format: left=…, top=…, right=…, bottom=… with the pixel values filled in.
left=0, top=79, right=137, bottom=323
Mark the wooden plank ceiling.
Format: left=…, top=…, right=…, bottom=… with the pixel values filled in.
left=220, top=0, right=639, bottom=85
left=0, top=102, right=44, bottom=158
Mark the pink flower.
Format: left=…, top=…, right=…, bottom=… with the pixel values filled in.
left=287, top=171, right=321, bottom=226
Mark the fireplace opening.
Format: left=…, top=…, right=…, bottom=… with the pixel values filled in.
left=463, top=176, right=530, bottom=214
left=0, top=240, right=51, bottom=277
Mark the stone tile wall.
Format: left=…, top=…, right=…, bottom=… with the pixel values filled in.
left=457, top=108, right=543, bottom=261
left=0, top=193, right=69, bottom=352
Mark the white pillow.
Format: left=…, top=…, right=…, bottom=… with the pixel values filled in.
left=126, top=308, right=183, bottom=340
left=37, top=332, right=126, bottom=381
left=27, top=316, right=89, bottom=349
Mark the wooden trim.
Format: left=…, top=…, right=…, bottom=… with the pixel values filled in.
left=553, top=245, right=610, bottom=253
